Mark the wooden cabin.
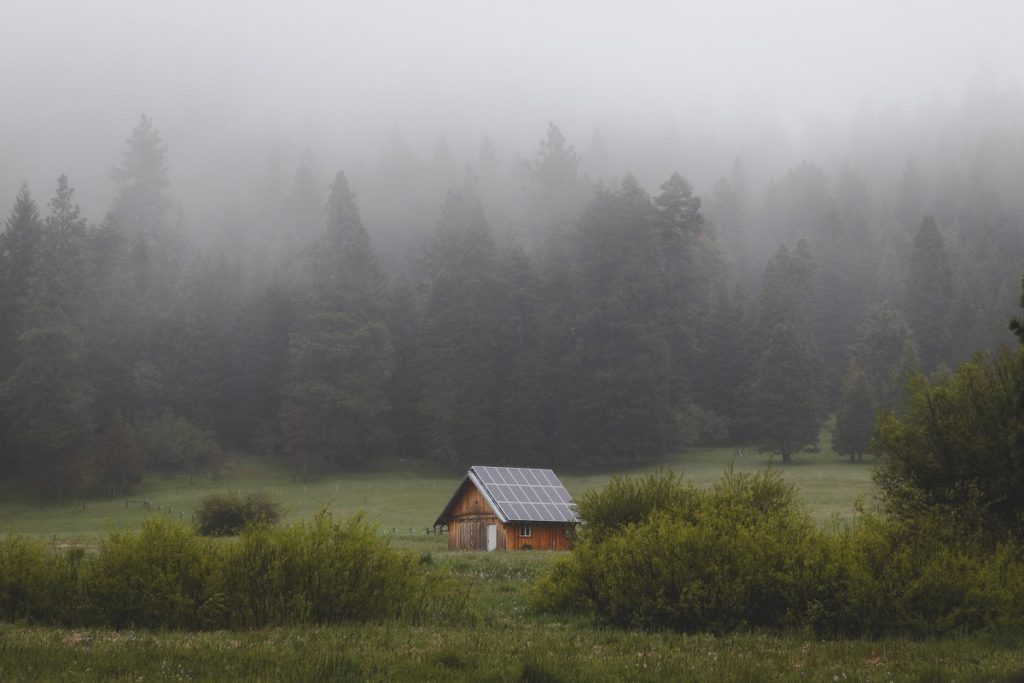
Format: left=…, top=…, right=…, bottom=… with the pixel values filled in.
left=434, top=466, right=580, bottom=551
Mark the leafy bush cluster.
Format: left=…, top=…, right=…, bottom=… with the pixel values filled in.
left=194, top=491, right=282, bottom=536
left=0, top=513, right=462, bottom=629
left=873, top=348, right=1024, bottom=544
left=531, top=470, right=1024, bottom=637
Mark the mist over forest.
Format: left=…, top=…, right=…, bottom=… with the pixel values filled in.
left=2, top=1, right=1024, bottom=495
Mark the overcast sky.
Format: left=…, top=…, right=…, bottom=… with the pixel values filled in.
left=2, top=0, right=1022, bottom=220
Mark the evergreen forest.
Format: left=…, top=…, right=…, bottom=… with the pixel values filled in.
left=2, top=90, right=1023, bottom=496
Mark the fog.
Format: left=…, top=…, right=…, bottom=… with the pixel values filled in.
left=4, top=0, right=1024, bottom=491
left=2, top=0, right=1022, bottom=225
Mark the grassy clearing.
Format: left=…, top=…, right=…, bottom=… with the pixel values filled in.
left=0, top=440, right=1018, bottom=681
left=2, top=623, right=1023, bottom=682
left=0, top=429, right=874, bottom=543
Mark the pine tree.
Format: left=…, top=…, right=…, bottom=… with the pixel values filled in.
left=811, top=204, right=873, bottom=405
left=212, top=280, right=292, bottom=453
left=653, top=172, right=725, bottom=439
left=110, top=114, right=172, bottom=239
left=0, top=176, right=94, bottom=495
left=417, top=184, right=500, bottom=467
left=832, top=361, right=875, bottom=462
left=493, top=244, right=550, bottom=465
left=759, top=241, right=816, bottom=334
left=850, top=303, right=919, bottom=411
left=280, top=172, right=393, bottom=475
left=905, top=215, right=954, bottom=373
left=385, top=273, right=423, bottom=459
left=692, top=280, right=748, bottom=435
left=0, top=185, right=43, bottom=391
left=285, top=148, right=325, bottom=249
left=101, top=116, right=185, bottom=424
left=0, top=185, right=45, bottom=473
left=753, top=323, right=821, bottom=463
left=524, top=122, right=589, bottom=240
left=561, top=178, right=674, bottom=465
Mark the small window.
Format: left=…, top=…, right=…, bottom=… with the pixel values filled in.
left=519, top=523, right=532, bottom=537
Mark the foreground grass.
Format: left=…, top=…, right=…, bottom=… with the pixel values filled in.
left=2, top=623, right=1022, bottom=682
left=1, top=542, right=1022, bottom=681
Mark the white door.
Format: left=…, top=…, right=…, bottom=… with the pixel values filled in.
left=486, top=524, right=497, bottom=551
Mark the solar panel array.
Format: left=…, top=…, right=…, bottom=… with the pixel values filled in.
left=471, top=466, right=580, bottom=523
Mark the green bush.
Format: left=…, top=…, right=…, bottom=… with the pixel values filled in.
left=0, top=513, right=464, bottom=630
left=873, top=349, right=1024, bottom=543
left=211, top=512, right=446, bottom=627
left=532, top=470, right=1024, bottom=637
left=194, top=491, right=282, bottom=536
left=573, top=470, right=699, bottom=544
left=828, top=514, right=1024, bottom=637
left=0, top=536, right=82, bottom=624
left=535, top=470, right=831, bottom=632
left=83, top=518, right=216, bottom=629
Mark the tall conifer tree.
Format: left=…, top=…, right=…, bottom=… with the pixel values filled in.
left=0, top=184, right=44, bottom=472
left=281, top=172, right=393, bottom=475
left=417, top=184, right=500, bottom=467
left=561, top=177, right=674, bottom=464
left=0, top=176, right=94, bottom=494
left=905, top=215, right=954, bottom=373
left=110, top=114, right=172, bottom=239
left=753, top=323, right=821, bottom=463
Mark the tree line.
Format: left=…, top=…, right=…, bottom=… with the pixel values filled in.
left=1, top=116, right=1020, bottom=495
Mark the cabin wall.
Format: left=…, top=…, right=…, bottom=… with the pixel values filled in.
left=503, top=522, right=571, bottom=551
left=446, top=480, right=505, bottom=550
left=447, top=515, right=504, bottom=550
left=448, top=481, right=490, bottom=518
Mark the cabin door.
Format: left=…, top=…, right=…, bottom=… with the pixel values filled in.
left=486, top=524, right=497, bottom=551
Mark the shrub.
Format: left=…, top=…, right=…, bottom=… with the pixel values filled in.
left=573, top=470, right=699, bottom=544
left=210, top=512, right=445, bottom=627
left=830, top=514, right=1024, bottom=637
left=194, top=491, right=283, bottom=536
left=0, top=513, right=466, bottom=630
left=0, top=536, right=82, bottom=624
left=83, top=517, right=216, bottom=629
left=532, top=469, right=1024, bottom=637
left=532, top=469, right=831, bottom=631
left=873, top=349, right=1024, bottom=543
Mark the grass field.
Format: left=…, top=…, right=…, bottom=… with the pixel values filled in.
left=0, top=430, right=874, bottom=543
left=12, top=438, right=1001, bottom=682
left=3, top=623, right=1024, bottom=682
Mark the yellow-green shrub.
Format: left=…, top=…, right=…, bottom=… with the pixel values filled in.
left=532, top=470, right=1024, bottom=637
left=83, top=518, right=216, bottom=629
left=211, top=512, right=434, bottom=627
left=0, top=512, right=461, bottom=630
left=0, top=536, right=82, bottom=624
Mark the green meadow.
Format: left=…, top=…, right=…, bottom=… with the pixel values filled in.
left=6, top=440, right=1018, bottom=682
left=0, top=431, right=873, bottom=544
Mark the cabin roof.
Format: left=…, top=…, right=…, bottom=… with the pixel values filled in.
left=434, top=466, right=580, bottom=526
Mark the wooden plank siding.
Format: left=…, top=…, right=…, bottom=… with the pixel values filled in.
left=443, top=478, right=572, bottom=551
left=503, top=522, right=571, bottom=551
left=445, top=479, right=502, bottom=550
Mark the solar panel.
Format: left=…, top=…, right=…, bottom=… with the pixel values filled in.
left=470, top=466, right=580, bottom=523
